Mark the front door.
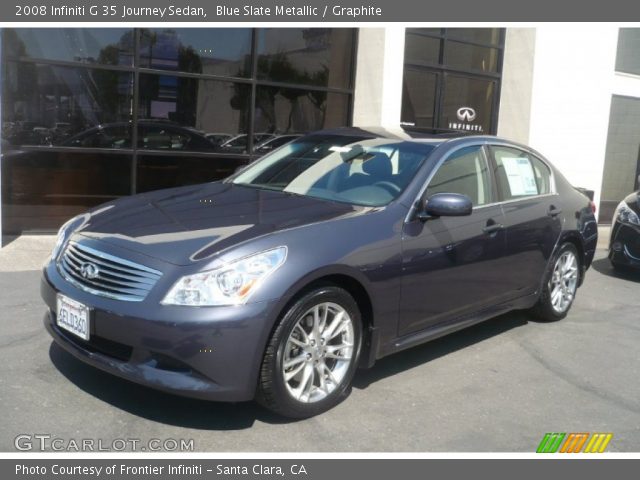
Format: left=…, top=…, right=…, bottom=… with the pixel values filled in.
left=399, top=145, right=510, bottom=336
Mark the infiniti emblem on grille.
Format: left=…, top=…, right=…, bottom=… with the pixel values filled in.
left=80, top=262, right=99, bottom=279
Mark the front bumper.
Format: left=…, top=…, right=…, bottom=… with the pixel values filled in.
left=609, top=221, right=640, bottom=269
left=41, top=264, right=279, bottom=402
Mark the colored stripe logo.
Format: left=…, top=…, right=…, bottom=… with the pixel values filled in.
left=537, top=433, right=612, bottom=453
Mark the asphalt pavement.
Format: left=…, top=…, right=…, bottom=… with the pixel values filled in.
left=0, top=232, right=638, bottom=452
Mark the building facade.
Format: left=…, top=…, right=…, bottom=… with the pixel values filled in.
left=1, top=26, right=639, bottom=241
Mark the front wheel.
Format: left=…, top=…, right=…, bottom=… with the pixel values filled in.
left=257, top=286, right=362, bottom=418
left=530, top=243, right=580, bottom=321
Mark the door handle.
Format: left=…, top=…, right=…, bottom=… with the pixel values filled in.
left=482, top=223, right=504, bottom=234
left=547, top=206, right=562, bottom=217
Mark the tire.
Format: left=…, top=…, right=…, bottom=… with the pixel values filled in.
left=530, top=243, right=580, bottom=322
left=256, top=286, right=363, bottom=419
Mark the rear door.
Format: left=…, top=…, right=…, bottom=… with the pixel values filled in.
left=399, top=145, right=510, bottom=336
left=487, top=145, right=563, bottom=295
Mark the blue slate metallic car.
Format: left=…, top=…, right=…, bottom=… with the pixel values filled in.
left=41, top=127, right=598, bottom=418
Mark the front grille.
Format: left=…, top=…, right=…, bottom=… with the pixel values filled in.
left=57, top=241, right=162, bottom=302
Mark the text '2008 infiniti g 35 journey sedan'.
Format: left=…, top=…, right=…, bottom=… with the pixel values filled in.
left=41, top=128, right=598, bottom=418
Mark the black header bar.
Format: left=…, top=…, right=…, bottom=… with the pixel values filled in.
left=3, top=0, right=640, bottom=22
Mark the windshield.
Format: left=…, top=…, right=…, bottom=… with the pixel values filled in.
left=231, top=135, right=436, bottom=206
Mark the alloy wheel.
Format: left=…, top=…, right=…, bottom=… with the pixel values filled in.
left=282, top=302, right=355, bottom=403
left=548, top=250, right=579, bottom=314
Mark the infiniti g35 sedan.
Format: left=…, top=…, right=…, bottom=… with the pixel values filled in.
left=41, top=127, right=598, bottom=418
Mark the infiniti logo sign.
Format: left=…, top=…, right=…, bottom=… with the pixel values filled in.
left=80, top=262, right=100, bottom=280
left=456, top=107, right=477, bottom=122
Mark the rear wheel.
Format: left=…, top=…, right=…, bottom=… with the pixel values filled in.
left=257, top=286, right=362, bottom=418
left=531, top=243, right=580, bottom=321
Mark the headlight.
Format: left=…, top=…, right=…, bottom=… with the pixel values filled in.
left=161, top=246, right=287, bottom=306
left=614, top=201, right=640, bottom=226
left=51, top=214, right=88, bottom=261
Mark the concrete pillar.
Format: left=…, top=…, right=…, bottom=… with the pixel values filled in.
left=497, top=28, right=536, bottom=144
left=352, top=27, right=406, bottom=128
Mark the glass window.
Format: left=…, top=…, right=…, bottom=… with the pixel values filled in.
left=137, top=123, right=214, bottom=152
left=1, top=27, right=356, bottom=235
left=65, top=124, right=132, bottom=149
left=401, top=28, right=503, bottom=135
left=256, top=28, right=354, bottom=89
left=404, top=33, right=440, bottom=66
left=1, top=151, right=132, bottom=233
left=139, top=28, right=252, bottom=77
left=3, top=28, right=134, bottom=66
left=446, top=28, right=502, bottom=46
left=615, top=28, right=640, bottom=76
left=427, top=146, right=492, bottom=206
left=232, top=135, right=435, bottom=207
left=1, top=63, right=134, bottom=147
left=530, top=156, right=552, bottom=195
left=492, top=147, right=541, bottom=200
left=255, top=134, right=302, bottom=154
left=440, top=75, right=495, bottom=133
left=253, top=86, right=350, bottom=138
left=406, top=28, right=443, bottom=36
left=444, top=41, right=499, bottom=73
left=137, top=154, right=243, bottom=193
left=137, top=73, right=248, bottom=151
left=401, top=70, right=438, bottom=129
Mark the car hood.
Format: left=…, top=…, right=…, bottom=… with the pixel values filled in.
left=75, top=182, right=363, bottom=265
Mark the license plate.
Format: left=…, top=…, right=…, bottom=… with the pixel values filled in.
left=56, top=294, right=90, bottom=341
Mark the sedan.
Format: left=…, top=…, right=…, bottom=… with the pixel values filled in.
left=41, top=127, right=597, bottom=418
left=609, top=189, right=640, bottom=271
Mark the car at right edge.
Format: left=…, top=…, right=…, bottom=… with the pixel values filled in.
left=609, top=189, right=640, bottom=271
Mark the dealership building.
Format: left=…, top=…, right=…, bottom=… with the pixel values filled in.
left=1, top=26, right=639, bottom=241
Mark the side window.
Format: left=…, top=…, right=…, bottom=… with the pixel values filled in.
left=491, top=146, right=551, bottom=200
left=427, top=146, right=492, bottom=206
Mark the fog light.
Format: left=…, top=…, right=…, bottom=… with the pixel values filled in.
left=612, top=242, right=623, bottom=253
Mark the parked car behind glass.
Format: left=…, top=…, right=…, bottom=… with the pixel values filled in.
left=41, top=127, right=597, bottom=418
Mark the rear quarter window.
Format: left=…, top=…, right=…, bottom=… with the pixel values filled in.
left=491, top=146, right=553, bottom=200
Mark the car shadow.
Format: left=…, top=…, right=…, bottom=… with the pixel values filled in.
left=591, top=257, right=640, bottom=282
left=353, top=311, right=529, bottom=390
left=48, top=342, right=289, bottom=430
left=49, top=311, right=531, bottom=428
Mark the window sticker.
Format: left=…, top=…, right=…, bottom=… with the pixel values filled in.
left=501, top=157, right=538, bottom=196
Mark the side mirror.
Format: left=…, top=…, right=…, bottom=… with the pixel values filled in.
left=418, top=193, right=473, bottom=221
